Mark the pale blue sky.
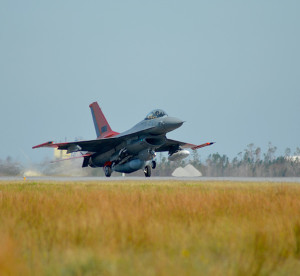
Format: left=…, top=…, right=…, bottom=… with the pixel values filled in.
left=0, top=1, right=299, bottom=164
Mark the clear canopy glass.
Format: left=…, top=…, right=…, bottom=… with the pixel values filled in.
left=144, top=109, right=168, bottom=120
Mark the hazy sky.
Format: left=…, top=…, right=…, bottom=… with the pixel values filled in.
left=1, top=1, right=299, bottom=164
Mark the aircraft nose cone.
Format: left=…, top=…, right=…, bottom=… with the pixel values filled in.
left=163, top=117, right=184, bottom=132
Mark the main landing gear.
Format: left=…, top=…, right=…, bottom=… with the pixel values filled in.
left=104, top=166, right=112, bottom=177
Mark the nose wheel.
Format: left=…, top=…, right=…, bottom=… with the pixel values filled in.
left=144, top=165, right=151, bottom=177
left=104, top=166, right=112, bottom=177
left=151, top=160, right=156, bottom=169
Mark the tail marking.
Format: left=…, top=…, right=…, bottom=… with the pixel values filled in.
left=89, top=102, right=119, bottom=138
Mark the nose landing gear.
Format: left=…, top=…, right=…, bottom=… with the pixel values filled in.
left=104, top=166, right=112, bottom=177
left=144, top=165, right=151, bottom=177
left=144, top=160, right=156, bottom=177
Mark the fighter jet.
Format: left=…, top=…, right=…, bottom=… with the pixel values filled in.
left=33, top=102, right=214, bottom=177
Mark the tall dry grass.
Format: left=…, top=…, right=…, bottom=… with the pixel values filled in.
left=0, top=180, right=300, bottom=275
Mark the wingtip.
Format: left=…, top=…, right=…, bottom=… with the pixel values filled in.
left=191, top=141, right=215, bottom=150
left=32, top=141, right=54, bottom=149
left=205, top=142, right=215, bottom=146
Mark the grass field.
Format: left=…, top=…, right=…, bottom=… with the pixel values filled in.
left=0, top=180, right=300, bottom=275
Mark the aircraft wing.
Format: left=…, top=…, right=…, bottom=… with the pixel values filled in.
left=32, top=127, right=156, bottom=154
left=33, top=139, right=119, bottom=153
left=156, top=139, right=215, bottom=152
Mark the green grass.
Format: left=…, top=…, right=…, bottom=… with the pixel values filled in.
left=0, top=180, right=300, bottom=275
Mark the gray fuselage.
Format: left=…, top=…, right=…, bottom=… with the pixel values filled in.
left=89, top=115, right=184, bottom=173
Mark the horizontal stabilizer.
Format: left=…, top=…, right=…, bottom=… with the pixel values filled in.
left=32, top=141, right=58, bottom=149
left=50, top=153, right=92, bottom=163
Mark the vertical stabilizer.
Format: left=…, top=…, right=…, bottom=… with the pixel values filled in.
left=89, top=102, right=119, bottom=138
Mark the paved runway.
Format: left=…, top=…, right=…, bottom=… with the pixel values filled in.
left=1, top=176, right=300, bottom=183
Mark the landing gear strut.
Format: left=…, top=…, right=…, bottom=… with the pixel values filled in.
left=144, top=165, right=151, bottom=177
left=104, top=166, right=112, bottom=177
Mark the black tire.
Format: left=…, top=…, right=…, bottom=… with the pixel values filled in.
left=104, top=166, right=112, bottom=177
left=144, top=165, right=151, bottom=177
left=151, top=160, right=156, bottom=169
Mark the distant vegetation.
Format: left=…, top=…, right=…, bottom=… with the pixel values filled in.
left=0, top=181, right=300, bottom=275
left=0, top=156, right=22, bottom=176
left=155, top=143, right=300, bottom=177
left=1, top=143, right=299, bottom=177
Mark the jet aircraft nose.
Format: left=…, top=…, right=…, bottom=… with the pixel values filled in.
left=162, top=117, right=184, bottom=132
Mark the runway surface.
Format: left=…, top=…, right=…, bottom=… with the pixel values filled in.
left=1, top=176, right=300, bottom=182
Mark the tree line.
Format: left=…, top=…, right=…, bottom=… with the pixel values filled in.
left=154, top=143, right=300, bottom=177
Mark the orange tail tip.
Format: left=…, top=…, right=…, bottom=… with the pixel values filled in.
left=89, top=102, right=119, bottom=138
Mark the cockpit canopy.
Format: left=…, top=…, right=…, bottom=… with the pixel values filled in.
left=145, top=109, right=168, bottom=120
